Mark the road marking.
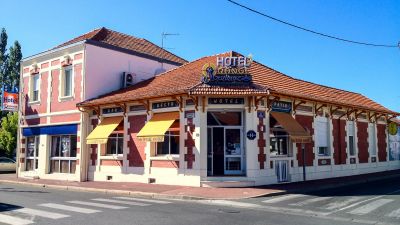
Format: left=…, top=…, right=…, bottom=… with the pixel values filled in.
left=67, top=201, right=128, bottom=209
left=262, top=194, right=305, bottom=204
left=39, top=203, right=101, bottom=214
left=386, top=208, right=400, bottom=218
left=199, top=200, right=262, bottom=208
left=324, top=197, right=364, bottom=210
left=14, top=208, right=70, bottom=219
left=333, top=188, right=400, bottom=213
left=92, top=198, right=149, bottom=206
left=114, top=196, right=171, bottom=204
left=290, top=197, right=333, bottom=206
left=348, top=199, right=394, bottom=215
left=0, top=213, right=33, bottom=225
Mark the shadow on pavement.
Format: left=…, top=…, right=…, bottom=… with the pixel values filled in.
left=0, top=203, right=23, bottom=212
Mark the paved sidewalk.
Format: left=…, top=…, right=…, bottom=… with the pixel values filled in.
left=0, top=170, right=399, bottom=200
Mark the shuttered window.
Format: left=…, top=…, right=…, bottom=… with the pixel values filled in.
left=316, top=116, right=330, bottom=156
left=368, top=123, right=377, bottom=156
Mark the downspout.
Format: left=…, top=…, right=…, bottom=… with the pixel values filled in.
left=16, top=62, right=24, bottom=178
left=82, top=42, right=89, bottom=181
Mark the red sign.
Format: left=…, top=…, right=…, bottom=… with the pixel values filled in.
left=2, top=91, right=19, bottom=111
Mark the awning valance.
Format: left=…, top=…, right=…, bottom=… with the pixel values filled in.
left=270, top=112, right=312, bottom=143
left=86, top=116, right=123, bottom=144
left=137, top=112, right=179, bottom=142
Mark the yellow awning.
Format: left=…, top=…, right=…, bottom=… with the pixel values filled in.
left=137, top=112, right=179, bottom=142
left=270, top=112, right=312, bottom=143
left=86, top=116, right=123, bottom=144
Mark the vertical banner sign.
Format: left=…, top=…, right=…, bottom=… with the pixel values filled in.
left=1, top=90, right=19, bottom=111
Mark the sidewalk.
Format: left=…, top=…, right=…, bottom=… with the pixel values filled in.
left=1, top=170, right=399, bottom=200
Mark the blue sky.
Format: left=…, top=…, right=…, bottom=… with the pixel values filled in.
left=2, top=0, right=399, bottom=112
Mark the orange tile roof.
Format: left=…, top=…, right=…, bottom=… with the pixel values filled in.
left=52, top=27, right=187, bottom=65
left=77, top=51, right=398, bottom=115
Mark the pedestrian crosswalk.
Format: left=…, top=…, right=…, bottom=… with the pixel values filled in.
left=258, top=194, right=400, bottom=221
left=0, top=196, right=174, bottom=225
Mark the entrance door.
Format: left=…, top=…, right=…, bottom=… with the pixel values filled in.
left=207, top=111, right=244, bottom=176
left=26, top=136, right=39, bottom=171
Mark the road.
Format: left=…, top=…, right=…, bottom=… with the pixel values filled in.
left=0, top=176, right=400, bottom=225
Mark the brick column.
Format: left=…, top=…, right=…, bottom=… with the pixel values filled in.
left=90, top=118, right=98, bottom=166
left=127, top=115, right=147, bottom=167
left=257, top=111, right=266, bottom=169
left=184, top=110, right=196, bottom=169
left=295, top=115, right=314, bottom=166
left=377, top=124, right=387, bottom=162
left=357, top=121, right=369, bottom=163
left=332, top=118, right=347, bottom=165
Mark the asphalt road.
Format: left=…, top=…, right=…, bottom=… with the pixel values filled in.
left=0, top=176, right=400, bottom=225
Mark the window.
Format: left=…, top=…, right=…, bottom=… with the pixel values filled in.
left=61, top=66, right=73, bottom=97
left=316, top=117, right=330, bottom=156
left=269, top=116, right=290, bottom=156
left=368, top=123, right=377, bottom=156
left=26, top=136, right=39, bottom=171
left=106, top=133, right=124, bottom=155
left=50, top=135, right=77, bottom=174
left=347, top=121, right=356, bottom=156
left=31, top=74, right=40, bottom=102
left=156, top=131, right=180, bottom=155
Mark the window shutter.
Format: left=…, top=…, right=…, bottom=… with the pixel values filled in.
left=316, top=117, right=328, bottom=147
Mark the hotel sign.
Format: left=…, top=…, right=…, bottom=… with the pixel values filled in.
left=208, top=98, right=244, bottom=105
left=271, top=101, right=292, bottom=113
left=201, top=55, right=253, bottom=85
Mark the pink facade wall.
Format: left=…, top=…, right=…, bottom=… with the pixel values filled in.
left=23, top=71, right=48, bottom=117
left=50, top=64, right=82, bottom=113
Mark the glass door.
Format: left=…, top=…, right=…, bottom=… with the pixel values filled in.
left=26, top=136, right=39, bottom=171
left=224, top=128, right=243, bottom=175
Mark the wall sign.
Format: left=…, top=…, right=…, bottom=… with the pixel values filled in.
left=247, top=130, right=257, bottom=140
left=152, top=101, right=178, bottom=109
left=201, top=55, right=253, bottom=85
left=271, top=101, right=292, bottom=113
left=102, top=107, right=123, bottom=114
left=208, top=98, right=244, bottom=105
left=257, top=111, right=265, bottom=119
left=1, top=91, right=19, bottom=111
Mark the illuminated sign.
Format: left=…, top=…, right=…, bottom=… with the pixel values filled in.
left=1, top=91, right=19, bottom=111
left=201, top=55, right=253, bottom=85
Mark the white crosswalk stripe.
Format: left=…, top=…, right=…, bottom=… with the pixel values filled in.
left=0, top=213, right=33, bottom=225
left=324, top=197, right=364, bottom=210
left=290, top=197, right=333, bottom=206
left=92, top=198, right=150, bottom=206
left=39, top=203, right=101, bottom=214
left=348, top=199, right=394, bottom=215
left=262, top=194, right=305, bottom=204
left=67, top=201, right=128, bottom=209
left=14, top=208, right=70, bottom=219
left=114, top=196, right=171, bottom=204
left=386, top=208, right=400, bottom=218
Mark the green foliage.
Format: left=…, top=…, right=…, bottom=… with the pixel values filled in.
left=0, top=112, right=18, bottom=157
left=0, top=28, right=22, bottom=90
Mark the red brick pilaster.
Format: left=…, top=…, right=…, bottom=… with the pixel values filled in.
left=357, top=121, right=369, bottom=163
left=295, top=115, right=314, bottom=166
left=377, top=124, right=387, bottom=162
left=257, top=112, right=266, bottom=169
left=184, top=111, right=195, bottom=169
left=332, top=119, right=347, bottom=165
left=90, top=118, right=98, bottom=166
left=127, top=115, right=147, bottom=167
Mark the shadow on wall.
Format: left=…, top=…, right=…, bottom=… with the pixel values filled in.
left=22, top=94, right=39, bottom=126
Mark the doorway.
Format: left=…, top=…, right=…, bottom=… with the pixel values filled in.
left=207, top=111, right=245, bottom=176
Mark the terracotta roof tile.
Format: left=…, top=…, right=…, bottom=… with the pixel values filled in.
left=77, top=51, right=397, bottom=115
left=52, top=27, right=187, bottom=65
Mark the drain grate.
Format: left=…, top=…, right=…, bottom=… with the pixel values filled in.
left=218, top=208, right=240, bottom=214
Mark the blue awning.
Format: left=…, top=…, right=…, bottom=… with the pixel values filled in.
left=22, top=124, right=78, bottom=136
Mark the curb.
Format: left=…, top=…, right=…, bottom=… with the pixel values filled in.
left=1, top=173, right=399, bottom=200
left=0, top=179, right=209, bottom=201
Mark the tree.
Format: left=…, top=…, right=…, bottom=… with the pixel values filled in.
left=7, top=41, right=22, bottom=89
left=0, top=28, right=7, bottom=86
left=0, top=112, right=18, bottom=157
